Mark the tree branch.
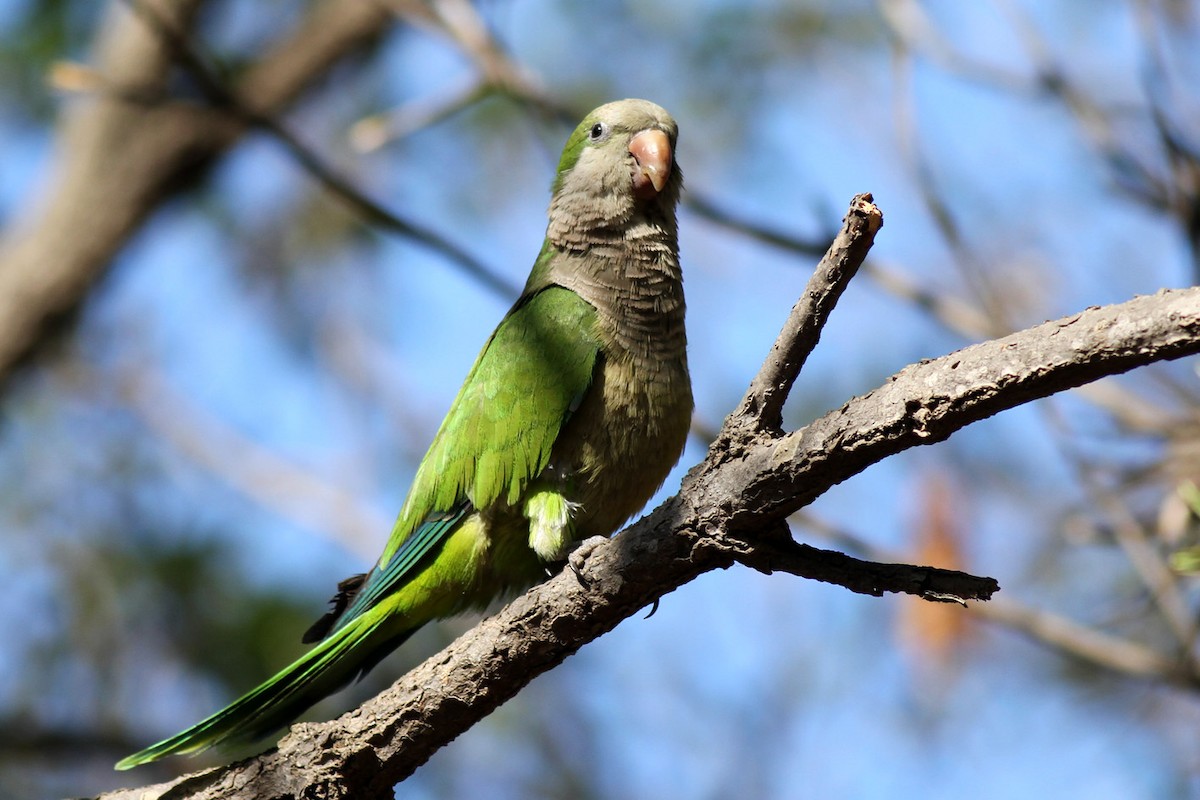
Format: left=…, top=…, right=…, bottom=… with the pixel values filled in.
left=798, top=511, right=1199, bottom=686
left=97, top=194, right=1200, bottom=798
left=0, top=0, right=393, bottom=391
left=122, top=0, right=519, bottom=299
left=721, top=192, right=882, bottom=443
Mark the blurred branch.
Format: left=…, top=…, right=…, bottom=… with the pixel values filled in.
left=799, top=512, right=1196, bottom=687
left=119, top=369, right=390, bottom=561
left=351, top=0, right=564, bottom=152
left=97, top=196, right=1200, bottom=798
left=1070, top=378, right=1188, bottom=436
left=885, top=0, right=1200, bottom=275
left=684, top=192, right=831, bottom=258
left=1130, top=0, right=1200, bottom=275
left=1078, top=451, right=1198, bottom=662
left=0, top=0, right=393, bottom=393
left=122, top=0, right=521, bottom=299
left=888, top=23, right=1017, bottom=330
left=349, top=77, right=489, bottom=152
left=862, top=258, right=997, bottom=337
left=0, top=724, right=145, bottom=763
left=387, top=0, right=546, bottom=103
left=878, top=0, right=1029, bottom=89
left=978, top=592, right=1190, bottom=683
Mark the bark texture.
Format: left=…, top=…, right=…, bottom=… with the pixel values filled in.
left=93, top=196, right=1200, bottom=799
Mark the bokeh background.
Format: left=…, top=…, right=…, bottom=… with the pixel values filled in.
left=3, top=1, right=1200, bottom=798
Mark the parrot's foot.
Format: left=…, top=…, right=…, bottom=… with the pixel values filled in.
left=566, top=535, right=608, bottom=586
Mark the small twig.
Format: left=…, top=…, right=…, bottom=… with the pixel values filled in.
left=733, top=528, right=998, bottom=602
left=719, top=192, right=882, bottom=446
left=798, top=512, right=1193, bottom=685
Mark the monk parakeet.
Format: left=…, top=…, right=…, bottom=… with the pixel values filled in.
left=117, top=98, right=691, bottom=769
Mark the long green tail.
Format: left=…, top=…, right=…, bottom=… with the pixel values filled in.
left=116, top=610, right=413, bottom=769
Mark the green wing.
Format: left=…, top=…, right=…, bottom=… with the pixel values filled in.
left=330, top=284, right=599, bottom=630
left=397, top=284, right=600, bottom=540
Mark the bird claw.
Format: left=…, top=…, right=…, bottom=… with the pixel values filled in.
left=566, top=535, right=608, bottom=587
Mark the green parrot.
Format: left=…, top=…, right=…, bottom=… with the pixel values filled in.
left=116, top=98, right=692, bottom=769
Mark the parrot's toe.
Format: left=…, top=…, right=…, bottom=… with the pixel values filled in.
left=566, top=535, right=609, bottom=586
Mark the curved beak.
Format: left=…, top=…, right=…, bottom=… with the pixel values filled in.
left=629, top=128, right=672, bottom=199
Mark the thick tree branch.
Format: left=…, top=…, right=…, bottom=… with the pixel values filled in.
left=715, top=287, right=1200, bottom=529
left=98, top=195, right=1200, bottom=798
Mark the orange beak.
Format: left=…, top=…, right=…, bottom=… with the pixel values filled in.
left=629, top=129, right=672, bottom=199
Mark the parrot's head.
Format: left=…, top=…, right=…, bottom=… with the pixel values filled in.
left=549, top=98, right=681, bottom=231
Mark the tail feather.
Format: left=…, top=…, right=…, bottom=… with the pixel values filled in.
left=116, top=613, right=413, bottom=770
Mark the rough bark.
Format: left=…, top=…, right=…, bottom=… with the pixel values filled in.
left=93, top=196, right=1200, bottom=799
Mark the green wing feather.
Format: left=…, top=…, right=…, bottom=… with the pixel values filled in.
left=116, top=283, right=601, bottom=769
left=312, top=281, right=600, bottom=642
left=381, top=283, right=600, bottom=565
left=115, top=609, right=398, bottom=768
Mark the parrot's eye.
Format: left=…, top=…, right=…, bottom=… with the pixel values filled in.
left=588, top=122, right=608, bottom=141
